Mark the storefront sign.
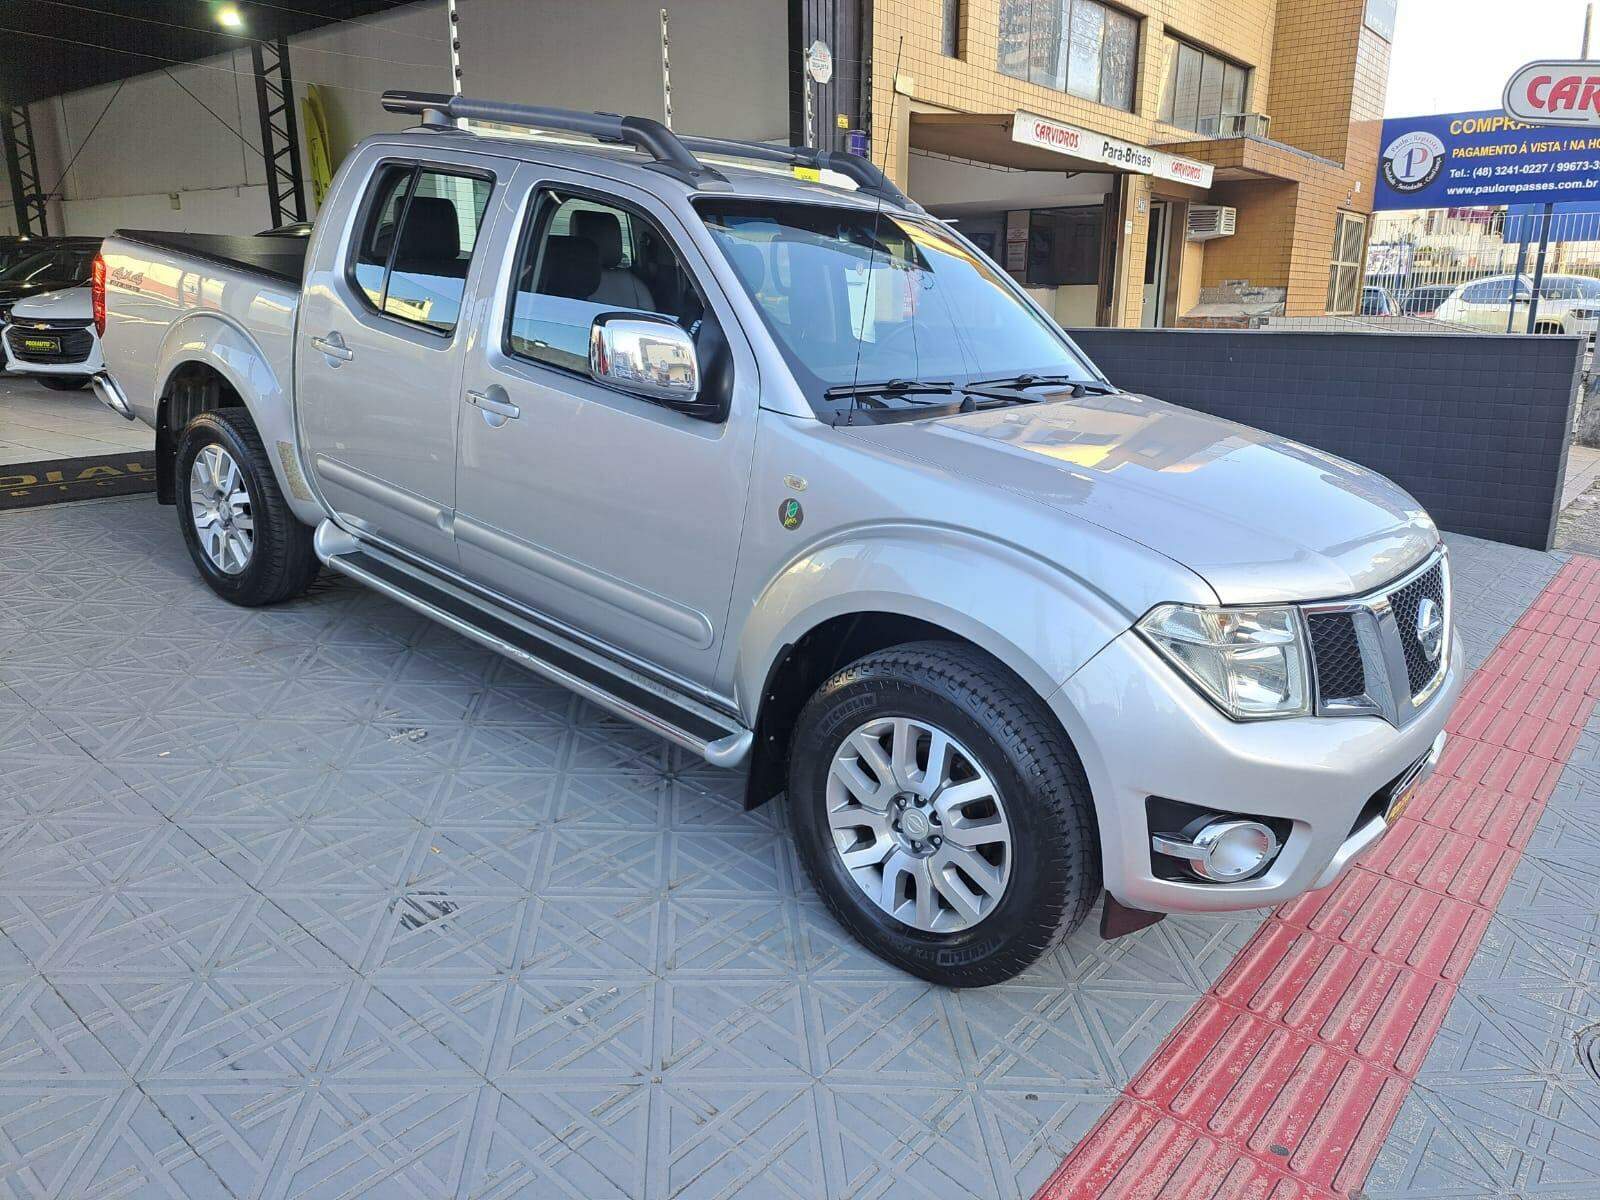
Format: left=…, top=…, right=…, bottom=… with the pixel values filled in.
left=1374, top=108, right=1600, bottom=210
left=1011, top=111, right=1214, bottom=189
left=1504, top=61, right=1600, bottom=127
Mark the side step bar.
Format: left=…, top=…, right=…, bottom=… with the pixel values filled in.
left=313, top=522, right=753, bottom=767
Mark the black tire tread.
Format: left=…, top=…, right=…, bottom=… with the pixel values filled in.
left=791, top=640, right=1100, bottom=985
left=176, top=407, right=318, bottom=607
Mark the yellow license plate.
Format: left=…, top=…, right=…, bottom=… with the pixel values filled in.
left=1386, top=779, right=1419, bottom=823
left=22, top=337, right=59, bottom=353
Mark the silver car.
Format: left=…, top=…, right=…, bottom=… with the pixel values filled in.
left=93, top=90, right=1458, bottom=986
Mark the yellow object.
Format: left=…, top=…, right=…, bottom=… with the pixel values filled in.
left=792, top=166, right=822, bottom=182
left=302, top=84, right=335, bottom=207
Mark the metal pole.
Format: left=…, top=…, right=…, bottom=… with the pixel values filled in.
left=275, top=36, right=306, bottom=223
left=1526, top=202, right=1554, bottom=334
left=1585, top=3, right=1594, bottom=57
left=1508, top=216, right=1531, bottom=333
left=447, top=0, right=465, bottom=128
left=804, top=74, right=815, bottom=148
left=660, top=9, right=673, bottom=130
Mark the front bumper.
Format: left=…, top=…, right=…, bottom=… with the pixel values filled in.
left=1051, top=625, right=1462, bottom=915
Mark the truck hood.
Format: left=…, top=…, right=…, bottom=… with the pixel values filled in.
left=6, top=284, right=90, bottom=321
left=847, top=392, right=1437, bottom=604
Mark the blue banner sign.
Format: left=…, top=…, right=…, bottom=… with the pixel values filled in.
left=1374, top=109, right=1600, bottom=211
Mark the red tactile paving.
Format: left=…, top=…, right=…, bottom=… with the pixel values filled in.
left=1035, top=555, right=1600, bottom=1200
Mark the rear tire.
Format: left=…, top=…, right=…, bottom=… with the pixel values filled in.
left=174, top=408, right=318, bottom=606
left=38, top=376, right=89, bottom=391
left=788, top=641, right=1100, bottom=986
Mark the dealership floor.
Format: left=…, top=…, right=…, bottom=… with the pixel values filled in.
left=0, top=376, right=151, bottom=467
left=0, top=495, right=1595, bottom=1200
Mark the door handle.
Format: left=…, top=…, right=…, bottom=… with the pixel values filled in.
left=466, top=388, right=521, bottom=421
left=311, top=332, right=355, bottom=363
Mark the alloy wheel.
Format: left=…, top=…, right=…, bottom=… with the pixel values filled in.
left=189, top=444, right=254, bottom=575
left=825, top=716, right=1012, bottom=933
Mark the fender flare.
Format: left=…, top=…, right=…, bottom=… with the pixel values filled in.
left=155, top=312, right=321, bottom=524
left=731, top=522, right=1136, bottom=724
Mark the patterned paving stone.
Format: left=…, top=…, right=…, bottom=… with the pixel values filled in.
left=0, top=497, right=1551, bottom=1198
left=1364, top=694, right=1600, bottom=1200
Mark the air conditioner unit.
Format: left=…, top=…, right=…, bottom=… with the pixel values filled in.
left=1187, top=205, right=1237, bottom=241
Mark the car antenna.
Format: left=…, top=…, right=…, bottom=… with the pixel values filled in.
left=843, top=36, right=905, bottom=427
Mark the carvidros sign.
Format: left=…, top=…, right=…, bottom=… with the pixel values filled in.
left=1504, top=61, right=1600, bottom=127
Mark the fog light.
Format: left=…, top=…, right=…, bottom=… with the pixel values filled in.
left=1152, top=818, right=1280, bottom=883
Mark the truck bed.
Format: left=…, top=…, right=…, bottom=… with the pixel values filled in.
left=113, top=229, right=309, bottom=285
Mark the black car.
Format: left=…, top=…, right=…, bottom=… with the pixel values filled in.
left=0, top=236, right=50, bottom=273
left=0, top=237, right=102, bottom=323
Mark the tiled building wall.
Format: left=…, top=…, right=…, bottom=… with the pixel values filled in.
left=870, top=0, right=1391, bottom=322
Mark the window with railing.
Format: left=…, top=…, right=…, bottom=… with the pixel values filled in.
left=997, top=0, right=1140, bottom=113
left=1158, top=37, right=1251, bottom=135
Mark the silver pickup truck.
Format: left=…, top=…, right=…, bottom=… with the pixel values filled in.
left=92, top=90, right=1457, bottom=986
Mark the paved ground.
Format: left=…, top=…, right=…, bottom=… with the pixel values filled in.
left=0, top=496, right=1583, bottom=1200
left=0, top=375, right=152, bottom=467
left=1562, top=445, right=1600, bottom=511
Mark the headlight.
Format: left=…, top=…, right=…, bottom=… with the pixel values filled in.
left=1136, top=604, right=1311, bottom=720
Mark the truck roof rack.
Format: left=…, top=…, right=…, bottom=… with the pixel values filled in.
left=380, top=90, right=913, bottom=207
left=674, top=134, right=914, bottom=209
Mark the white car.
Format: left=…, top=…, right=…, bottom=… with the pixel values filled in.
left=1433, top=272, right=1600, bottom=339
left=2, top=284, right=103, bottom=390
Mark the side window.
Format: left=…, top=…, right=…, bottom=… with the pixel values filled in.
left=348, top=164, right=492, bottom=335
left=507, top=191, right=706, bottom=374
left=352, top=166, right=414, bottom=309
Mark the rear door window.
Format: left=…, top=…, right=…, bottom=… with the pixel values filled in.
left=348, top=164, right=492, bottom=335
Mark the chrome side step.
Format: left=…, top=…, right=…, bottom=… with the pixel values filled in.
left=313, top=521, right=753, bottom=767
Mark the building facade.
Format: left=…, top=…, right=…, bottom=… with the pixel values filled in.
left=836, top=0, right=1393, bottom=326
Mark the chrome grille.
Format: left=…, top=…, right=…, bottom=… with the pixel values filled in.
left=1303, top=549, right=1451, bottom=727
left=1308, top=612, right=1366, bottom=703
left=1389, top=562, right=1447, bottom=696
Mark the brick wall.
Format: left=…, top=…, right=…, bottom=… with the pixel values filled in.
left=872, top=1, right=1391, bottom=323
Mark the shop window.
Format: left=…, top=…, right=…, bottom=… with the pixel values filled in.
left=1025, top=207, right=1104, bottom=287
left=997, top=0, right=1140, bottom=113
left=942, top=0, right=962, bottom=57
left=1159, top=37, right=1251, bottom=135
left=1327, top=212, right=1368, bottom=315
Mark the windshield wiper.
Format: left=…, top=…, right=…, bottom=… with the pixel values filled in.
left=823, top=378, right=956, bottom=401
left=968, top=373, right=1115, bottom=396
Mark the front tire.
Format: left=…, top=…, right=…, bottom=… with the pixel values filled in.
left=174, top=408, right=318, bottom=606
left=788, top=641, right=1100, bottom=986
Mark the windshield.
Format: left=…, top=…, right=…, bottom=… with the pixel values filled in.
left=0, top=249, right=92, bottom=284
left=698, top=199, right=1094, bottom=408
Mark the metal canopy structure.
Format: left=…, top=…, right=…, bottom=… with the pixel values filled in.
left=1, top=104, right=48, bottom=236
left=0, top=1, right=416, bottom=108
left=249, top=37, right=306, bottom=228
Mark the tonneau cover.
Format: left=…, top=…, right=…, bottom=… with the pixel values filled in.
left=113, top=230, right=309, bottom=286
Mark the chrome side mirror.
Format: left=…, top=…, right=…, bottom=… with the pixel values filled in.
left=588, top=313, right=699, bottom=405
